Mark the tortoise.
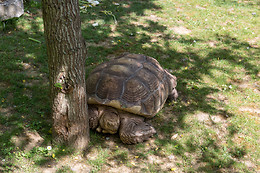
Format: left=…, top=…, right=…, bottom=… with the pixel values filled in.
left=86, top=53, right=178, bottom=144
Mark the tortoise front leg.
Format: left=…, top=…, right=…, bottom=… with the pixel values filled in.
left=119, top=113, right=156, bottom=144
left=88, top=104, right=101, bottom=129
left=98, top=106, right=120, bottom=134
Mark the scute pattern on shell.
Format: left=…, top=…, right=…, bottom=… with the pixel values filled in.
left=86, top=53, right=175, bottom=118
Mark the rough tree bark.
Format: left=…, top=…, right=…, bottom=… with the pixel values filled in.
left=42, top=0, right=89, bottom=150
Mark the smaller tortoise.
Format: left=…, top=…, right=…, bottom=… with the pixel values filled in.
left=86, top=53, right=178, bottom=144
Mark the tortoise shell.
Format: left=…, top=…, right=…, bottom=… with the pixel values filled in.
left=86, top=53, right=177, bottom=118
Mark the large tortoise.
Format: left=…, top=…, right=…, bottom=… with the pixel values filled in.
left=86, top=53, right=178, bottom=144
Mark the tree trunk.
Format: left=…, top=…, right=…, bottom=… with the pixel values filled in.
left=42, top=0, right=89, bottom=150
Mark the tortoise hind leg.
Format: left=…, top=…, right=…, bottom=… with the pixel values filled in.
left=119, top=113, right=156, bottom=144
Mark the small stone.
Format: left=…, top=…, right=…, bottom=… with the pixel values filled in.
left=92, top=22, right=99, bottom=27
left=171, top=134, right=178, bottom=140
left=91, top=1, right=99, bottom=6
left=131, top=161, right=136, bottom=166
left=168, top=155, right=175, bottom=160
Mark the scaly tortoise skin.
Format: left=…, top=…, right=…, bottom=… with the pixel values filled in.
left=86, top=53, right=178, bottom=144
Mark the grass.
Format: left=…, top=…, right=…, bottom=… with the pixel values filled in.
left=0, top=0, right=259, bottom=172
